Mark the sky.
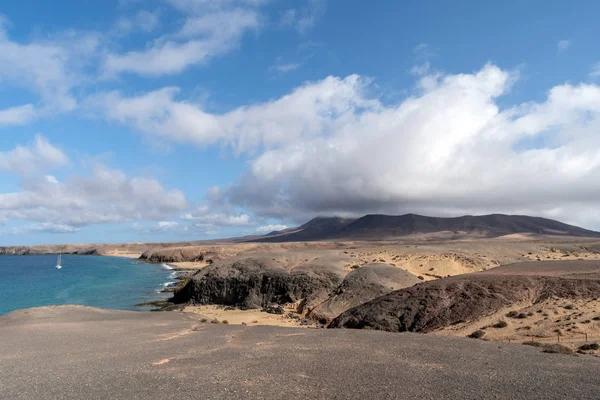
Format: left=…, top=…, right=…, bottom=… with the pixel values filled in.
left=2, top=0, right=600, bottom=245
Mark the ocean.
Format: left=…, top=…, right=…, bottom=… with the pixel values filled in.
left=0, top=255, right=177, bottom=315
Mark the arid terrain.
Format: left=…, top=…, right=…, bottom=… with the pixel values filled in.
left=1, top=306, right=599, bottom=400
left=4, top=215, right=600, bottom=355
left=4, top=214, right=600, bottom=398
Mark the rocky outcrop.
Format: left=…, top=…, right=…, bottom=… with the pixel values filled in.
left=329, top=274, right=600, bottom=332
left=171, top=256, right=345, bottom=311
left=308, top=264, right=421, bottom=323
left=0, top=246, right=102, bottom=255
left=140, top=246, right=216, bottom=263
left=0, top=247, right=36, bottom=255
left=73, top=249, right=99, bottom=255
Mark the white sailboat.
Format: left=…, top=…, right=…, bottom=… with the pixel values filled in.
left=56, top=254, right=62, bottom=269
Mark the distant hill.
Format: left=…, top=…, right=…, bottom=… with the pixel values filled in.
left=258, top=217, right=357, bottom=242
left=251, top=213, right=600, bottom=242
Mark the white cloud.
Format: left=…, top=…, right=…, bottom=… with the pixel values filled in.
left=137, top=9, right=161, bottom=32
left=158, top=221, right=178, bottom=229
left=0, top=135, right=68, bottom=175
left=189, top=223, right=220, bottom=236
left=414, top=43, right=436, bottom=59
left=591, top=62, right=600, bottom=78
left=127, top=220, right=191, bottom=234
left=410, top=43, right=436, bottom=76
left=104, top=5, right=261, bottom=76
left=151, top=221, right=182, bottom=232
left=113, top=9, right=161, bottom=36
left=557, top=39, right=571, bottom=52
left=0, top=104, right=36, bottom=126
left=15, top=223, right=81, bottom=234
left=280, top=0, right=326, bottom=34
left=410, top=61, right=430, bottom=76
left=256, top=224, right=287, bottom=233
left=233, top=64, right=600, bottom=228
left=0, top=138, right=187, bottom=230
left=176, top=203, right=254, bottom=236
left=0, top=22, right=100, bottom=112
left=94, top=61, right=600, bottom=229
left=270, top=62, right=302, bottom=72
left=91, top=74, right=378, bottom=153
left=181, top=207, right=251, bottom=226
left=280, top=9, right=297, bottom=27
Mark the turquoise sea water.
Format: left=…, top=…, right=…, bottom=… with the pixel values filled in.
left=0, top=255, right=175, bottom=315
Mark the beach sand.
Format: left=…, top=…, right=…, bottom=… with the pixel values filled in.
left=103, top=251, right=142, bottom=259
left=169, top=261, right=211, bottom=270
left=183, top=305, right=316, bottom=327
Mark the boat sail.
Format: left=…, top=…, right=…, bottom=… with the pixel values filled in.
left=56, top=254, right=62, bottom=269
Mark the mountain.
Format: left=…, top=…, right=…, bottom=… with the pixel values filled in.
left=251, top=213, right=600, bottom=242
left=257, top=217, right=357, bottom=242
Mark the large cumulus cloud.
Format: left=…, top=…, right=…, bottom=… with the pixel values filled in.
left=94, top=63, right=600, bottom=229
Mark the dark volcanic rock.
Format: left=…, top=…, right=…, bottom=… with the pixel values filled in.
left=309, top=264, right=421, bottom=323
left=250, top=213, right=600, bottom=242
left=73, top=249, right=99, bottom=255
left=255, top=216, right=356, bottom=242
left=263, top=304, right=284, bottom=314
left=171, top=257, right=344, bottom=311
left=139, top=247, right=213, bottom=263
left=329, top=274, right=600, bottom=332
left=0, top=246, right=99, bottom=256
left=0, top=247, right=38, bottom=255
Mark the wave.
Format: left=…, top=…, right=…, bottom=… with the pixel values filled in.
left=161, top=263, right=174, bottom=270
left=162, top=281, right=177, bottom=288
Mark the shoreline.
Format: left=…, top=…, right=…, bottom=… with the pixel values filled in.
left=0, top=254, right=180, bottom=316
left=102, top=252, right=141, bottom=259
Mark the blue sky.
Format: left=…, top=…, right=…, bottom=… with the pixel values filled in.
left=1, top=0, right=600, bottom=245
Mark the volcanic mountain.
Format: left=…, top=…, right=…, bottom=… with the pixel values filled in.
left=253, top=213, right=600, bottom=242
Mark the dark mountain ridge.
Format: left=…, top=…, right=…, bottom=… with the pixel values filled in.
left=252, top=213, right=600, bottom=242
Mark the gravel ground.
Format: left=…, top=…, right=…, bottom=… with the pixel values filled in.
left=0, top=306, right=599, bottom=400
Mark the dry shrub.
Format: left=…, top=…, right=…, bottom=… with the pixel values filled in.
left=493, top=320, right=508, bottom=328
left=468, top=330, right=486, bottom=339
left=524, top=342, right=574, bottom=355
left=578, top=343, right=599, bottom=351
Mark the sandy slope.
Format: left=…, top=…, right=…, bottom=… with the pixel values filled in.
left=183, top=305, right=316, bottom=327
left=435, top=298, right=600, bottom=351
